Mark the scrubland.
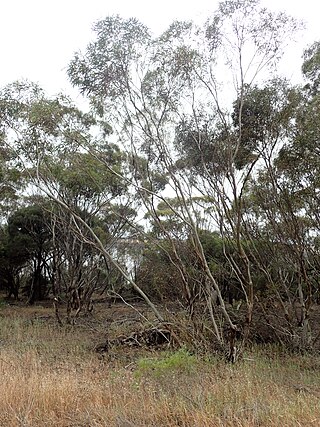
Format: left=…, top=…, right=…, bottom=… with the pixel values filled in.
left=0, top=302, right=320, bottom=427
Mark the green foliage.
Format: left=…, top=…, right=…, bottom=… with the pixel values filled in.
left=135, top=349, right=197, bottom=379
left=51, top=151, right=125, bottom=199
left=136, top=240, right=187, bottom=301
left=0, top=298, right=7, bottom=308
left=68, top=15, right=150, bottom=104
left=8, top=205, right=51, bottom=251
left=232, top=79, right=298, bottom=169
left=302, top=41, right=320, bottom=94
left=174, top=117, right=233, bottom=178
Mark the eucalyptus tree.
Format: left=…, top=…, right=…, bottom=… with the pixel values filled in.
left=47, top=152, right=137, bottom=323
left=5, top=205, right=54, bottom=303
left=220, top=37, right=320, bottom=350
left=0, top=93, right=22, bottom=222
left=0, top=81, right=156, bottom=320
left=0, top=224, right=29, bottom=299
left=251, top=42, right=320, bottom=349
left=67, top=0, right=300, bottom=356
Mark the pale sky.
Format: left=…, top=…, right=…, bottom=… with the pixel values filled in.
left=1, top=0, right=319, bottom=100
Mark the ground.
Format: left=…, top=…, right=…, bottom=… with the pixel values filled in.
left=0, top=297, right=320, bottom=426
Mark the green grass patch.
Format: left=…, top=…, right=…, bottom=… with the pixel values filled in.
left=135, top=348, right=197, bottom=379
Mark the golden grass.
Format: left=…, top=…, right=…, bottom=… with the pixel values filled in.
left=0, top=306, right=320, bottom=426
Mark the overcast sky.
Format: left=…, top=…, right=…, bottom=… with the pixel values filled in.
left=1, top=0, right=319, bottom=100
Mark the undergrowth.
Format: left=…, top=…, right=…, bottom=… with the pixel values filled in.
left=135, top=348, right=197, bottom=379
left=0, top=305, right=319, bottom=426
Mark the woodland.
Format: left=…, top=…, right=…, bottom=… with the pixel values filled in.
left=1, top=0, right=320, bottom=364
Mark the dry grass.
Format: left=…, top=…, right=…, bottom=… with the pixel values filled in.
left=0, top=303, right=320, bottom=426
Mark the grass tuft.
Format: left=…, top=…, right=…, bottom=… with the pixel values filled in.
left=135, top=348, right=197, bottom=379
